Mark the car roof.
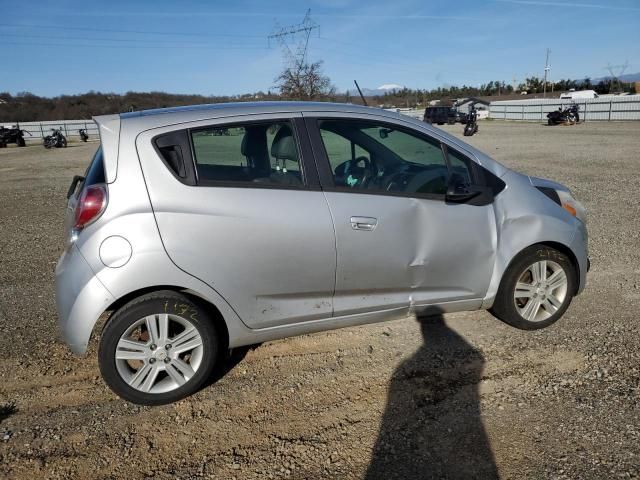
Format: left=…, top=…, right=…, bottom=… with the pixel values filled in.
left=118, top=101, right=389, bottom=124
left=119, top=101, right=379, bottom=118
left=100, top=101, right=429, bottom=133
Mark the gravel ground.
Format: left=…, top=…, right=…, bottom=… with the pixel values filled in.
left=0, top=121, right=639, bottom=479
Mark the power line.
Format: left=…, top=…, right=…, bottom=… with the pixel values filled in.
left=1, top=41, right=268, bottom=50
left=0, top=23, right=264, bottom=39
left=318, top=37, right=425, bottom=64
left=0, top=32, right=264, bottom=47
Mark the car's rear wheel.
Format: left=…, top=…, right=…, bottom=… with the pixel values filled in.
left=490, top=246, right=576, bottom=330
left=98, top=291, right=220, bottom=405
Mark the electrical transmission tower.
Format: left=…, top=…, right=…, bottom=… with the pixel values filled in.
left=605, top=61, right=629, bottom=93
left=268, top=9, right=319, bottom=68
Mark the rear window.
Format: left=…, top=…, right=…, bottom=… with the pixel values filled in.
left=84, top=147, right=105, bottom=186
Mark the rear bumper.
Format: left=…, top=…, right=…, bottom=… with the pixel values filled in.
left=55, top=244, right=115, bottom=354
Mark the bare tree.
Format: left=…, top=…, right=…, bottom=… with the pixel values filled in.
left=275, top=60, right=334, bottom=100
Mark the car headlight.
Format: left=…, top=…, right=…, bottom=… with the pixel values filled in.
left=556, top=190, right=587, bottom=224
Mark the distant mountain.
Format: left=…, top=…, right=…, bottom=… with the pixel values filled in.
left=352, top=84, right=405, bottom=97
left=590, top=72, right=640, bottom=84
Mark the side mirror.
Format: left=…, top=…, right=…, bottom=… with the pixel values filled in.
left=379, top=128, right=392, bottom=139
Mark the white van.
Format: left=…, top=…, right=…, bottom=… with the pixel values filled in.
left=560, top=90, right=599, bottom=100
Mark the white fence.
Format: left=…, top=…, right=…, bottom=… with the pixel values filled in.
left=1, top=119, right=99, bottom=142
left=489, top=95, right=640, bottom=121
left=6, top=97, right=636, bottom=143
left=384, top=107, right=424, bottom=119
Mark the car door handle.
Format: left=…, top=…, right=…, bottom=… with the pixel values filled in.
left=350, top=216, right=378, bottom=231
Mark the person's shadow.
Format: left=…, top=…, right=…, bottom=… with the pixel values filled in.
left=366, top=313, right=498, bottom=479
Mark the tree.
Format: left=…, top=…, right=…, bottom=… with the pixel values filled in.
left=275, top=60, right=334, bottom=100
left=595, top=80, right=610, bottom=95
left=580, top=77, right=593, bottom=90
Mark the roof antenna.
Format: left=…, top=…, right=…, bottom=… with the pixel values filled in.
left=354, top=80, right=368, bottom=106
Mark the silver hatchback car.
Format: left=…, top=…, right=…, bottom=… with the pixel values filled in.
left=56, top=102, right=588, bottom=405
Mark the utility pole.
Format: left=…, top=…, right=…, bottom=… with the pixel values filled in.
left=543, top=48, right=551, bottom=98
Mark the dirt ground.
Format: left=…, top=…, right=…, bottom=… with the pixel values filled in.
left=0, top=121, right=639, bottom=479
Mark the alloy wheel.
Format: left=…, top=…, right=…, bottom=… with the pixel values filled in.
left=513, top=260, right=568, bottom=322
left=114, top=313, right=204, bottom=394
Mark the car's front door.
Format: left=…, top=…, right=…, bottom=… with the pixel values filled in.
left=306, top=115, right=496, bottom=316
left=136, top=115, right=336, bottom=329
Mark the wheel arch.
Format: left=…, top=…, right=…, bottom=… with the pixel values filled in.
left=536, top=240, right=580, bottom=293
left=498, top=240, right=581, bottom=296
left=483, top=239, right=581, bottom=309
left=101, top=285, right=230, bottom=353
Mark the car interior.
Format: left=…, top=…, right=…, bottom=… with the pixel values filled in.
left=192, top=123, right=304, bottom=186
left=319, top=122, right=458, bottom=195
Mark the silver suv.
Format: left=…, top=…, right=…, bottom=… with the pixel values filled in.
left=56, top=102, right=588, bottom=405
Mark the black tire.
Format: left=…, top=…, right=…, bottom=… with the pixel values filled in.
left=44, top=139, right=52, bottom=149
left=548, top=119, right=553, bottom=126
left=61, top=137, right=67, bottom=148
left=490, top=245, right=577, bottom=330
left=98, top=290, right=220, bottom=405
left=17, top=137, right=26, bottom=147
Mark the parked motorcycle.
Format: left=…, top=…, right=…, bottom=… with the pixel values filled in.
left=547, top=104, right=580, bottom=125
left=0, top=125, right=30, bottom=148
left=43, top=128, right=67, bottom=149
left=79, top=129, right=89, bottom=142
left=463, top=105, right=479, bottom=136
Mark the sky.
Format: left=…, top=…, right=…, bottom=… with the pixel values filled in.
left=2, top=0, right=639, bottom=97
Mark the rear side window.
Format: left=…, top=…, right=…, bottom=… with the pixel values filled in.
left=84, top=147, right=105, bottom=186
left=190, top=121, right=305, bottom=188
left=154, top=130, right=191, bottom=181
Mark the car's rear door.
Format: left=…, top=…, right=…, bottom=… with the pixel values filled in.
left=305, top=114, right=496, bottom=317
left=136, top=114, right=336, bottom=329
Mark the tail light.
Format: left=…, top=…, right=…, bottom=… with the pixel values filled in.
left=74, top=183, right=107, bottom=229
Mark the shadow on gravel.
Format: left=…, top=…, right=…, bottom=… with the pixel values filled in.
left=366, top=314, right=498, bottom=480
left=0, top=402, right=17, bottom=424
left=200, top=344, right=258, bottom=390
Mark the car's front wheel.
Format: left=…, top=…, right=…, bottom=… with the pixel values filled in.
left=98, top=291, right=220, bottom=405
left=490, top=245, right=577, bottom=330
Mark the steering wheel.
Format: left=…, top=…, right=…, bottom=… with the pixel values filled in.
left=343, top=156, right=374, bottom=188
